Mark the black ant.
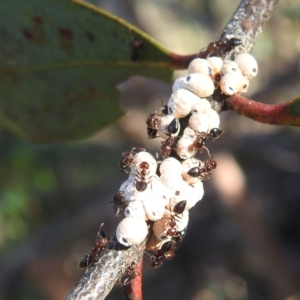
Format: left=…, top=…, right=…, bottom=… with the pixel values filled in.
left=79, top=224, right=109, bottom=268
left=118, top=147, right=145, bottom=173
left=188, top=128, right=224, bottom=153
left=121, top=262, right=139, bottom=285
left=200, top=37, right=242, bottom=57
left=129, top=37, right=143, bottom=62
left=135, top=161, right=151, bottom=192
left=111, top=192, right=127, bottom=216
left=187, top=157, right=217, bottom=180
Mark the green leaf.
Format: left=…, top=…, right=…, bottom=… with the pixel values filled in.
left=0, top=0, right=179, bottom=143
left=287, top=95, right=300, bottom=120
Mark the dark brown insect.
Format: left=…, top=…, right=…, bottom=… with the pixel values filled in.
left=158, top=136, right=177, bottom=159
left=147, top=127, right=158, bottom=139
left=163, top=241, right=177, bottom=261
left=79, top=224, right=109, bottom=268
left=146, top=104, right=169, bottom=139
left=150, top=240, right=175, bottom=268
left=188, top=128, right=224, bottom=153
left=149, top=209, right=187, bottom=269
left=187, top=157, right=217, bottom=180
left=111, top=192, right=127, bottom=216
left=172, top=227, right=187, bottom=243
left=119, top=147, right=145, bottom=173
left=130, top=37, right=143, bottom=62
left=201, top=37, right=242, bottom=57
left=166, top=200, right=187, bottom=237
left=121, top=262, right=139, bottom=285
left=208, top=128, right=225, bottom=140
left=135, top=161, right=151, bottom=192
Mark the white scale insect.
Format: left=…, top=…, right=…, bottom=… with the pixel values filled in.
left=116, top=217, right=148, bottom=247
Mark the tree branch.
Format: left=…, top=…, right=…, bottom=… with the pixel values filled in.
left=65, top=236, right=145, bottom=300
left=221, top=0, right=278, bottom=57
left=213, top=0, right=279, bottom=115
left=66, top=1, right=279, bottom=299
left=170, top=0, right=278, bottom=69
left=224, top=95, right=300, bottom=126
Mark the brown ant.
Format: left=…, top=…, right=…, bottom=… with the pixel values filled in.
left=158, top=136, right=177, bottom=159
left=79, top=224, right=109, bottom=268
left=119, top=147, right=145, bottom=173
left=188, top=128, right=224, bottom=153
left=187, top=157, right=217, bottom=180
left=135, top=161, right=152, bottom=192
left=166, top=200, right=187, bottom=237
left=149, top=240, right=175, bottom=268
left=121, top=262, right=139, bottom=285
left=146, top=112, right=160, bottom=139
left=200, top=37, right=242, bottom=57
left=172, top=227, right=187, bottom=243
left=111, top=192, right=127, bottom=216
left=146, top=104, right=172, bottom=139
left=148, top=202, right=187, bottom=269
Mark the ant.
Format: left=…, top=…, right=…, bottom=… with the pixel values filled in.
left=187, top=157, right=217, bottom=180
left=121, top=262, right=139, bottom=285
left=147, top=127, right=158, bottom=139
left=146, top=104, right=169, bottom=139
left=200, top=37, right=242, bottom=57
left=146, top=112, right=160, bottom=139
left=79, top=224, right=109, bottom=268
left=188, top=128, right=224, bottom=153
left=172, top=227, right=187, bottom=244
left=119, top=147, right=145, bottom=173
left=148, top=202, right=187, bottom=269
left=149, top=240, right=175, bottom=268
left=135, top=161, right=151, bottom=192
left=166, top=200, right=187, bottom=237
left=158, top=136, right=177, bottom=159
left=111, top=192, right=127, bottom=216
left=129, top=37, right=143, bottom=62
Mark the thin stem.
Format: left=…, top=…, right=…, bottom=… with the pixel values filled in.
left=225, top=95, right=300, bottom=126
left=123, top=258, right=143, bottom=300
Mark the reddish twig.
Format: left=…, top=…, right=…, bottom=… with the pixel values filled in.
left=225, top=94, right=300, bottom=126
left=123, top=258, right=143, bottom=300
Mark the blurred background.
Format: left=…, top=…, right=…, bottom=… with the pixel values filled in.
left=1, top=0, right=300, bottom=299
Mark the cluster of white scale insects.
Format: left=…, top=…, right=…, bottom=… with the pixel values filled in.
left=111, top=51, right=258, bottom=268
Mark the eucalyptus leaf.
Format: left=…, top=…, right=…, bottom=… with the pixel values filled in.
left=0, top=0, right=178, bottom=143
